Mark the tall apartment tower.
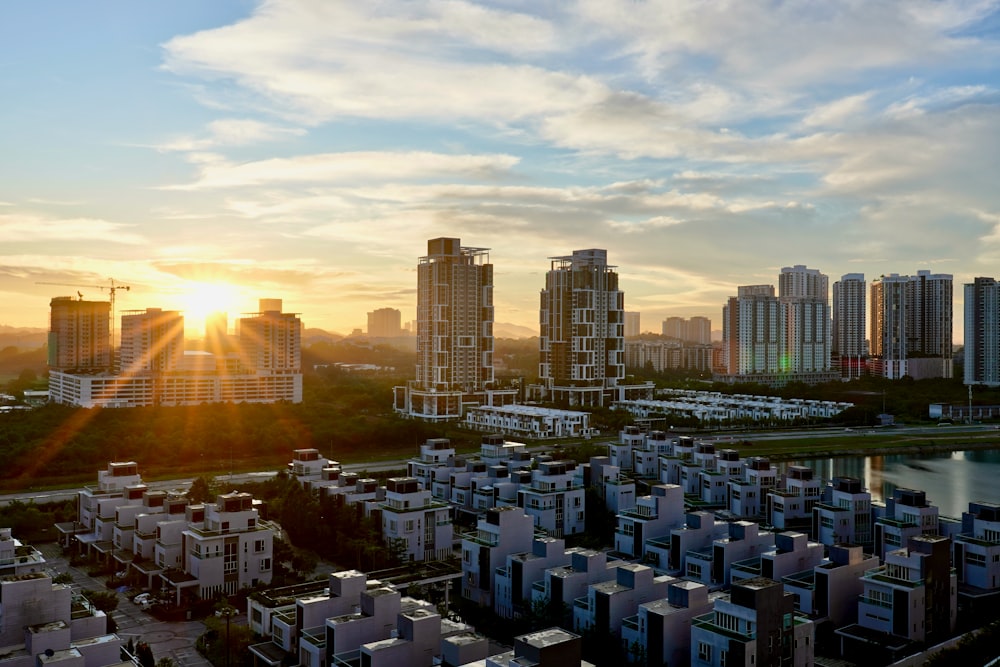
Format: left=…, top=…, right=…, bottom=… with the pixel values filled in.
left=47, top=297, right=111, bottom=371
left=688, top=316, right=712, bottom=344
left=238, top=299, right=302, bottom=373
left=663, top=316, right=685, bottom=339
left=778, top=265, right=831, bottom=375
left=624, top=312, right=641, bottom=338
left=964, top=277, right=1000, bottom=386
left=833, top=273, right=866, bottom=379
left=722, top=285, right=782, bottom=377
left=367, top=307, right=403, bottom=338
left=394, top=238, right=496, bottom=420
left=871, top=272, right=953, bottom=380
left=539, top=249, right=625, bottom=406
left=119, top=308, right=184, bottom=374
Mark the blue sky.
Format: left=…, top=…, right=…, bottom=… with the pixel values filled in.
left=2, top=0, right=1000, bottom=339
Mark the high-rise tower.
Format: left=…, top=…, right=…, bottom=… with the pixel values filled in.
left=779, top=265, right=831, bottom=375
left=722, top=285, right=782, bottom=377
left=238, top=299, right=302, bottom=373
left=870, top=271, right=952, bottom=380
left=964, top=277, right=1000, bottom=386
left=47, top=297, right=111, bottom=371
left=539, top=249, right=624, bottom=406
left=833, top=273, right=866, bottom=378
left=395, top=238, right=496, bottom=420
left=119, top=308, right=184, bottom=374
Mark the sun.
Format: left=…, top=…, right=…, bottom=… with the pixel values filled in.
left=178, top=282, right=242, bottom=334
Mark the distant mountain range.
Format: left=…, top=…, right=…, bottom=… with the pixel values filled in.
left=0, top=326, right=47, bottom=351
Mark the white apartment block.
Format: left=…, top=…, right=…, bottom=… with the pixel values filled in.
left=0, top=528, right=46, bottom=578
left=614, top=484, right=685, bottom=560
left=572, top=564, right=673, bottom=638
left=461, top=507, right=534, bottom=607
left=518, top=460, right=586, bottom=538
left=685, top=521, right=774, bottom=588
left=380, top=477, right=453, bottom=562
left=162, top=491, right=275, bottom=601
left=0, top=566, right=122, bottom=667
left=691, top=577, right=814, bottom=667
left=621, top=580, right=721, bottom=667
left=874, top=488, right=940, bottom=561
left=812, top=476, right=873, bottom=548
left=954, top=501, right=1000, bottom=595
left=838, top=535, right=955, bottom=663
left=730, top=531, right=824, bottom=587
left=494, top=537, right=571, bottom=619
left=766, top=465, right=822, bottom=532
left=464, top=404, right=592, bottom=439
left=394, top=238, right=502, bottom=421
left=531, top=549, right=618, bottom=620
left=783, top=543, right=879, bottom=628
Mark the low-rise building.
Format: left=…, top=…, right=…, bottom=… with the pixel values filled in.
left=380, top=477, right=452, bottom=562
left=691, top=577, right=814, bottom=667
left=573, top=564, right=673, bottom=639
left=614, top=484, right=685, bottom=560
left=621, top=580, right=722, bottom=666
left=461, top=507, right=534, bottom=608
left=954, top=501, right=1000, bottom=615
left=494, top=537, right=571, bottom=619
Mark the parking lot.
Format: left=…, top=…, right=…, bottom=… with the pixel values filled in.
left=39, top=543, right=217, bottom=667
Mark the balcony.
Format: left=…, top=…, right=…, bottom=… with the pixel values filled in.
left=621, top=615, right=639, bottom=632
left=691, top=614, right=755, bottom=641
left=956, top=532, right=1000, bottom=547
left=731, top=556, right=762, bottom=575
left=532, top=581, right=546, bottom=594
left=573, top=596, right=590, bottom=611
left=300, top=626, right=326, bottom=650
left=859, top=594, right=892, bottom=609
left=864, top=566, right=923, bottom=588
left=461, top=530, right=499, bottom=547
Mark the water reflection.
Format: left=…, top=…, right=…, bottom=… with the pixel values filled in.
left=780, top=450, right=1000, bottom=518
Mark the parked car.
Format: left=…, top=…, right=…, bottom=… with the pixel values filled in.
left=133, top=593, right=153, bottom=610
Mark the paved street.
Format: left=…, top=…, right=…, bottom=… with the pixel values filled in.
left=38, top=543, right=215, bottom=667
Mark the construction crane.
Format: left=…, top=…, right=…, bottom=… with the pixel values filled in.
left=36, top=278, right=132, bottom=369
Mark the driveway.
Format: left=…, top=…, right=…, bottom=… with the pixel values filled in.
left=39, top=543, right=214, bottom=667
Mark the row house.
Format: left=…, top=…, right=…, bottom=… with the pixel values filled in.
left=783, top=543, right=879, bottom=629
left=161, top=491, right=275, bottom=602
left=665, top=512, right=729, bottom=573
left=812, top=476, right=873, bottom=548
left=0, top=563, right=122, bottom=667
left=766, top=465, right=821, bottom=532
left=380, top=477, right=453, bottom=562
left=461, top=507, right=534, bottom=608
left=730, top=531, right=824, bottom=587
left=685, top=521, right=775, bottom=588
left=531, top=549, right=619, bottom=627
left=120, top=492, right=189, bottom=589
left=838, top=534, right=955, bottom=665
left=953, top=501, right=1000, bottom=615
left=620, top=580, right=724, bottom=667
left=494, top=537, right=571, bottom=619
left=59, top=461, right=145, bottom=559
left=342, top=606, right=478, bottom=667
left=726, top=457, right=778, bottom=521
left=0, top=527, right=46, bottom=577
left=691, top=577, right=815, bottom=667
left=614, top=484, right=685, bottom=560
left=406, top=438, right=456, bottom=490
left=572, top=563, right=673, bottom=639
left=518, top=460, right=586, bottom=538
left=874, top=488, right=940, bottom=560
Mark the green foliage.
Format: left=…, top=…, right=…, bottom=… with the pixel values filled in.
left=925, top=619, right=1000, bottom=666
left=135, top=642, right=154, bottom=667
left=82, top=589, right=119, bottom=613
left=52, top=572, right=73, bottom=584
left=186, top=476, right=216, bottom=504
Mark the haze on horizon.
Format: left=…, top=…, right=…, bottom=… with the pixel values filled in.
left=2, top=1, right=999, bottom=340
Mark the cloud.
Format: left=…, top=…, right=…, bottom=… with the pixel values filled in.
left=0, top=214, right=146, bottom=245
left=156, top=118, right=306, bottom=151
left=164, top=151, right=521, bottom=190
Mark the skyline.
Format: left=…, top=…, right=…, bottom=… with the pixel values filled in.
left=3, top=1, right=999, bottom=339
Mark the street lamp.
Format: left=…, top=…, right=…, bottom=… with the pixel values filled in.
left=215, top=599, right=238, bottom=667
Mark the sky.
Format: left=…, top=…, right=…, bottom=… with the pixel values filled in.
left=2, top=1, right=1000, bottom=340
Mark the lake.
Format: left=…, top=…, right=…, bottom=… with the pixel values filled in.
left=781, top=449, right=1000, bottom=518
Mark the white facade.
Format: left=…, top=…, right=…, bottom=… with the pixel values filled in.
left=518, top=461, right=586, bottom=538
left=118, top=308, right=184, bottom=374
left=461, top=507, right=534, bottom=607
left=464, top=404, right=591, bottom=439
left=395, top=238, right=496, bottom=421
left=380, top=477, right=453, bottom=562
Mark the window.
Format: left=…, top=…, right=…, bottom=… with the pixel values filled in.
left=405, top=520, right=415, bottom=533
left=698, top=642, right=712, bottom=661
left=260, top=557, right=271, bottom=571
left=254, top=539, right=265, bottom=553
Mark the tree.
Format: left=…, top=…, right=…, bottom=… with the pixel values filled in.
left=82, top=589, right=119, bottom=613
left=186, top=476, right=216, bottom=504
left=135, top=642, right=155, bottom=667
